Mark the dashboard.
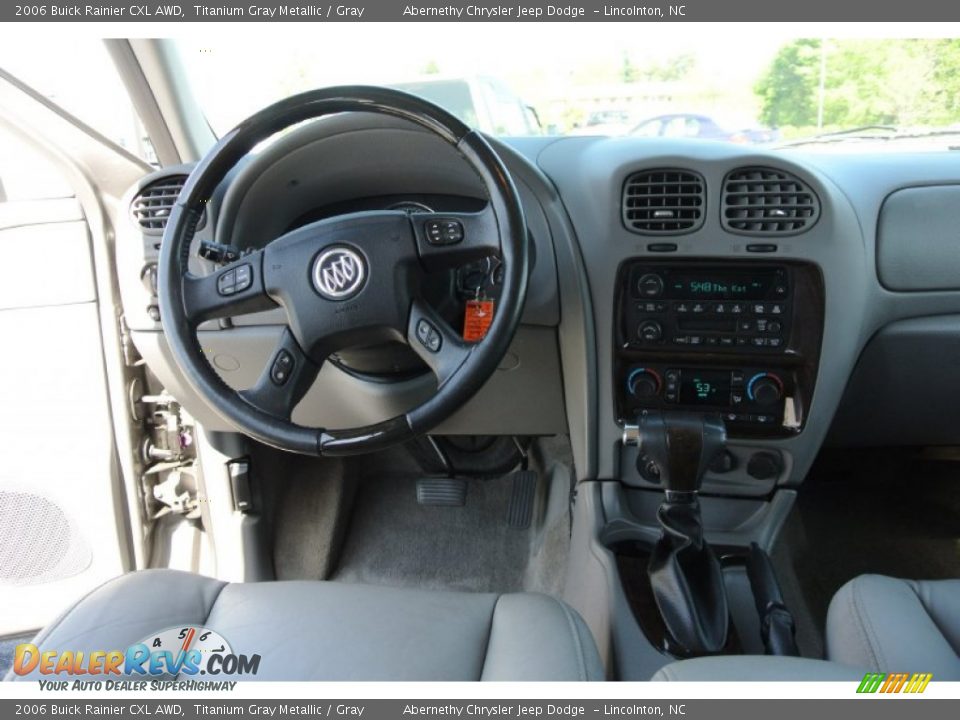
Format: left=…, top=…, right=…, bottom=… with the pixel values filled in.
left=115, top=111, right=960, bottom=497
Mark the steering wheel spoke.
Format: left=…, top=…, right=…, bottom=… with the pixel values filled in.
left=407, top=298, right=474, bottom=387
left=411, top=207, right=501, bottom=271
left=239, top=327, right=320, bottom=420
left=183, top=251, right=277, bottom=325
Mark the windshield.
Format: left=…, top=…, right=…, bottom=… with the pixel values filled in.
left=179, top=30, right=960, bottom=152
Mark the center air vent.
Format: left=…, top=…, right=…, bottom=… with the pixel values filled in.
left=722, top=167, right=820, bottom=235
left=622, top=169, right=705, bottom=234
left=130, top=176, right=187, bottom=233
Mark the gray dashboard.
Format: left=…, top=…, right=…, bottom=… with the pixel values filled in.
left=116, top=114, right=960, bottom=489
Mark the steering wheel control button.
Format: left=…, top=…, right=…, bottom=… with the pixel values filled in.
left=234, top=264, right=252, bottom=293
left=425, top=219, right=464, bottom=245
left=217, top=269, right=237, bottom=296
left=416, top=319, right=442, bottom=353
left=270, top=350, right=295, bottom=385
left=312, top=246, right=367, bottom=300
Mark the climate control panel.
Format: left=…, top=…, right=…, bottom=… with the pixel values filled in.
left=621, top=365, right=792, bottom=429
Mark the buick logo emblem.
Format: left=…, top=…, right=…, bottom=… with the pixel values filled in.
left=312, top=246, right=367, bottom=300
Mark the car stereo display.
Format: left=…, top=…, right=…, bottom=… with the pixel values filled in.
left=666, top=272, right=777, bottom=300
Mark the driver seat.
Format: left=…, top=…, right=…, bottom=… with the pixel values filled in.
left=6, top=569, right=603, bottom=681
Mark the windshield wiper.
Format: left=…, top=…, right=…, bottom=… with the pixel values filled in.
left=778, top=125, right=960, bottom=149
left=777, top=125, right=898, bottom=148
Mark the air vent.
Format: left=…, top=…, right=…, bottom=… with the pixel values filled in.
left=130, top=176, right=186, bottom=233
left=722, top=167, right=820, bottom=235
left=623, top=169, right=705, bottom=234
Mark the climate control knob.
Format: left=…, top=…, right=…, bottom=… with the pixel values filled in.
left=637, top=273, right=665, bottom=298
left=627, top=368, right=662, bottom=399
left=747, top=373, right=784, bottom=406
left=637, top=320, right=663, bottom=342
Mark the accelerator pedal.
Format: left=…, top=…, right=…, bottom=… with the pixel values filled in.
left=507, top=470, right=538, bottom=529
left=416, top=478, right=467, bottom=507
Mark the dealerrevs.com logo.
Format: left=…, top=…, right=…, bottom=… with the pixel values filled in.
left=13, top=626, right=260, bottom=681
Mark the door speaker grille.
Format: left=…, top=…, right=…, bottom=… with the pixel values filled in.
left=0, top=490, right=92, bottom=586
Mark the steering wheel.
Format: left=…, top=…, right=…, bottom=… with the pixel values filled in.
left=158, top=86, right=528, bottom=456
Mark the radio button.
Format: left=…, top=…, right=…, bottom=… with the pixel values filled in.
left=713, top=302, right=727, bottom=314
left=638, top=301, right=667, bottom=313
left=751, top=303, right=767, bottom=314
left=738, top=319, right=755, bottom=332
left=675, top=302, right=691, bottom=314
left=688, top=336, right=703, bottom=345
left=637, top=273, right=665, bottom=298
left=637, top=320, right=663, bottom=342
left=706, top=336, right=719, bottom=346
left=768, top=320, right=783, bottom=334
left=691, top=302, right=708, bottom=314
left=719, top=336, right=735, bottom=347
left=730, top=303, right=745, bottom=314
left=770, top=303, right=786, bottom=315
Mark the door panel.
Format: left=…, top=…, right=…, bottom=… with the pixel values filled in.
left=0, top=132, right=125, bottom=636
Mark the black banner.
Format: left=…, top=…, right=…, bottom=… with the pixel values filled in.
left=3, top=0, right=960, bottom=22
left=0, top=700, right=957, bottom=720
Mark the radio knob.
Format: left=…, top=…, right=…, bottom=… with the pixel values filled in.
left=637, top=273, right=665, bottom=298
left=637, top=320, right=663, bottom=342
left=748, top=373, right=784, bottom=406
left=627, top=368, right=661, bottom=399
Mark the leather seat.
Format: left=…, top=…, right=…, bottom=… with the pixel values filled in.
left=652, top=656, right=864, bottom=681
left=654, top=574, right=960, bottom=681
left=6, top=569, right=603, bottom=681
left=826, top=575, right=960, bottom=679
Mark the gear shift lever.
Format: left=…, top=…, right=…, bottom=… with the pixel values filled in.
left=640, top=411, right=729, bottom=655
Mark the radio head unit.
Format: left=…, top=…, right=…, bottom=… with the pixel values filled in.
left=621, top=264, right=791, bottom=352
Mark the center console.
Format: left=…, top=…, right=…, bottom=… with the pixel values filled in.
left=614, top=260, right=825, bottom=438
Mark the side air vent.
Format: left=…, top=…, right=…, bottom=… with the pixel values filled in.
left=622, top=169, right=705, bottom=234
left=722, top=167, right=820, bottom=235
left=130, top=176, right=187, bottom=233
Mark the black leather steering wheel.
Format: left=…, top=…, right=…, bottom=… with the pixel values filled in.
left=158, top=86, right=528, bottom=456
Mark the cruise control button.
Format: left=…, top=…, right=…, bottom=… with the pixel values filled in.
left=217, top=269, right=237, bottom=296
left=416, top=319, right=442, bottom=353
left=234, top=264, right=253, bottom=292
left=270, top=350, right=295, bottom=386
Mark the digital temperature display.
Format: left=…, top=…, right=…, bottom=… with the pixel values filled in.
left=679, top=371, right=731, bottom=406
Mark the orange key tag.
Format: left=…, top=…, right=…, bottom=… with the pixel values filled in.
left=463, top=299, right=495, bottom=341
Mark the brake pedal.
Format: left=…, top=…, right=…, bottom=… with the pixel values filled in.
left=507, top=470, right=538, bottom=529
left=416, top=478, right=467, bottom=507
